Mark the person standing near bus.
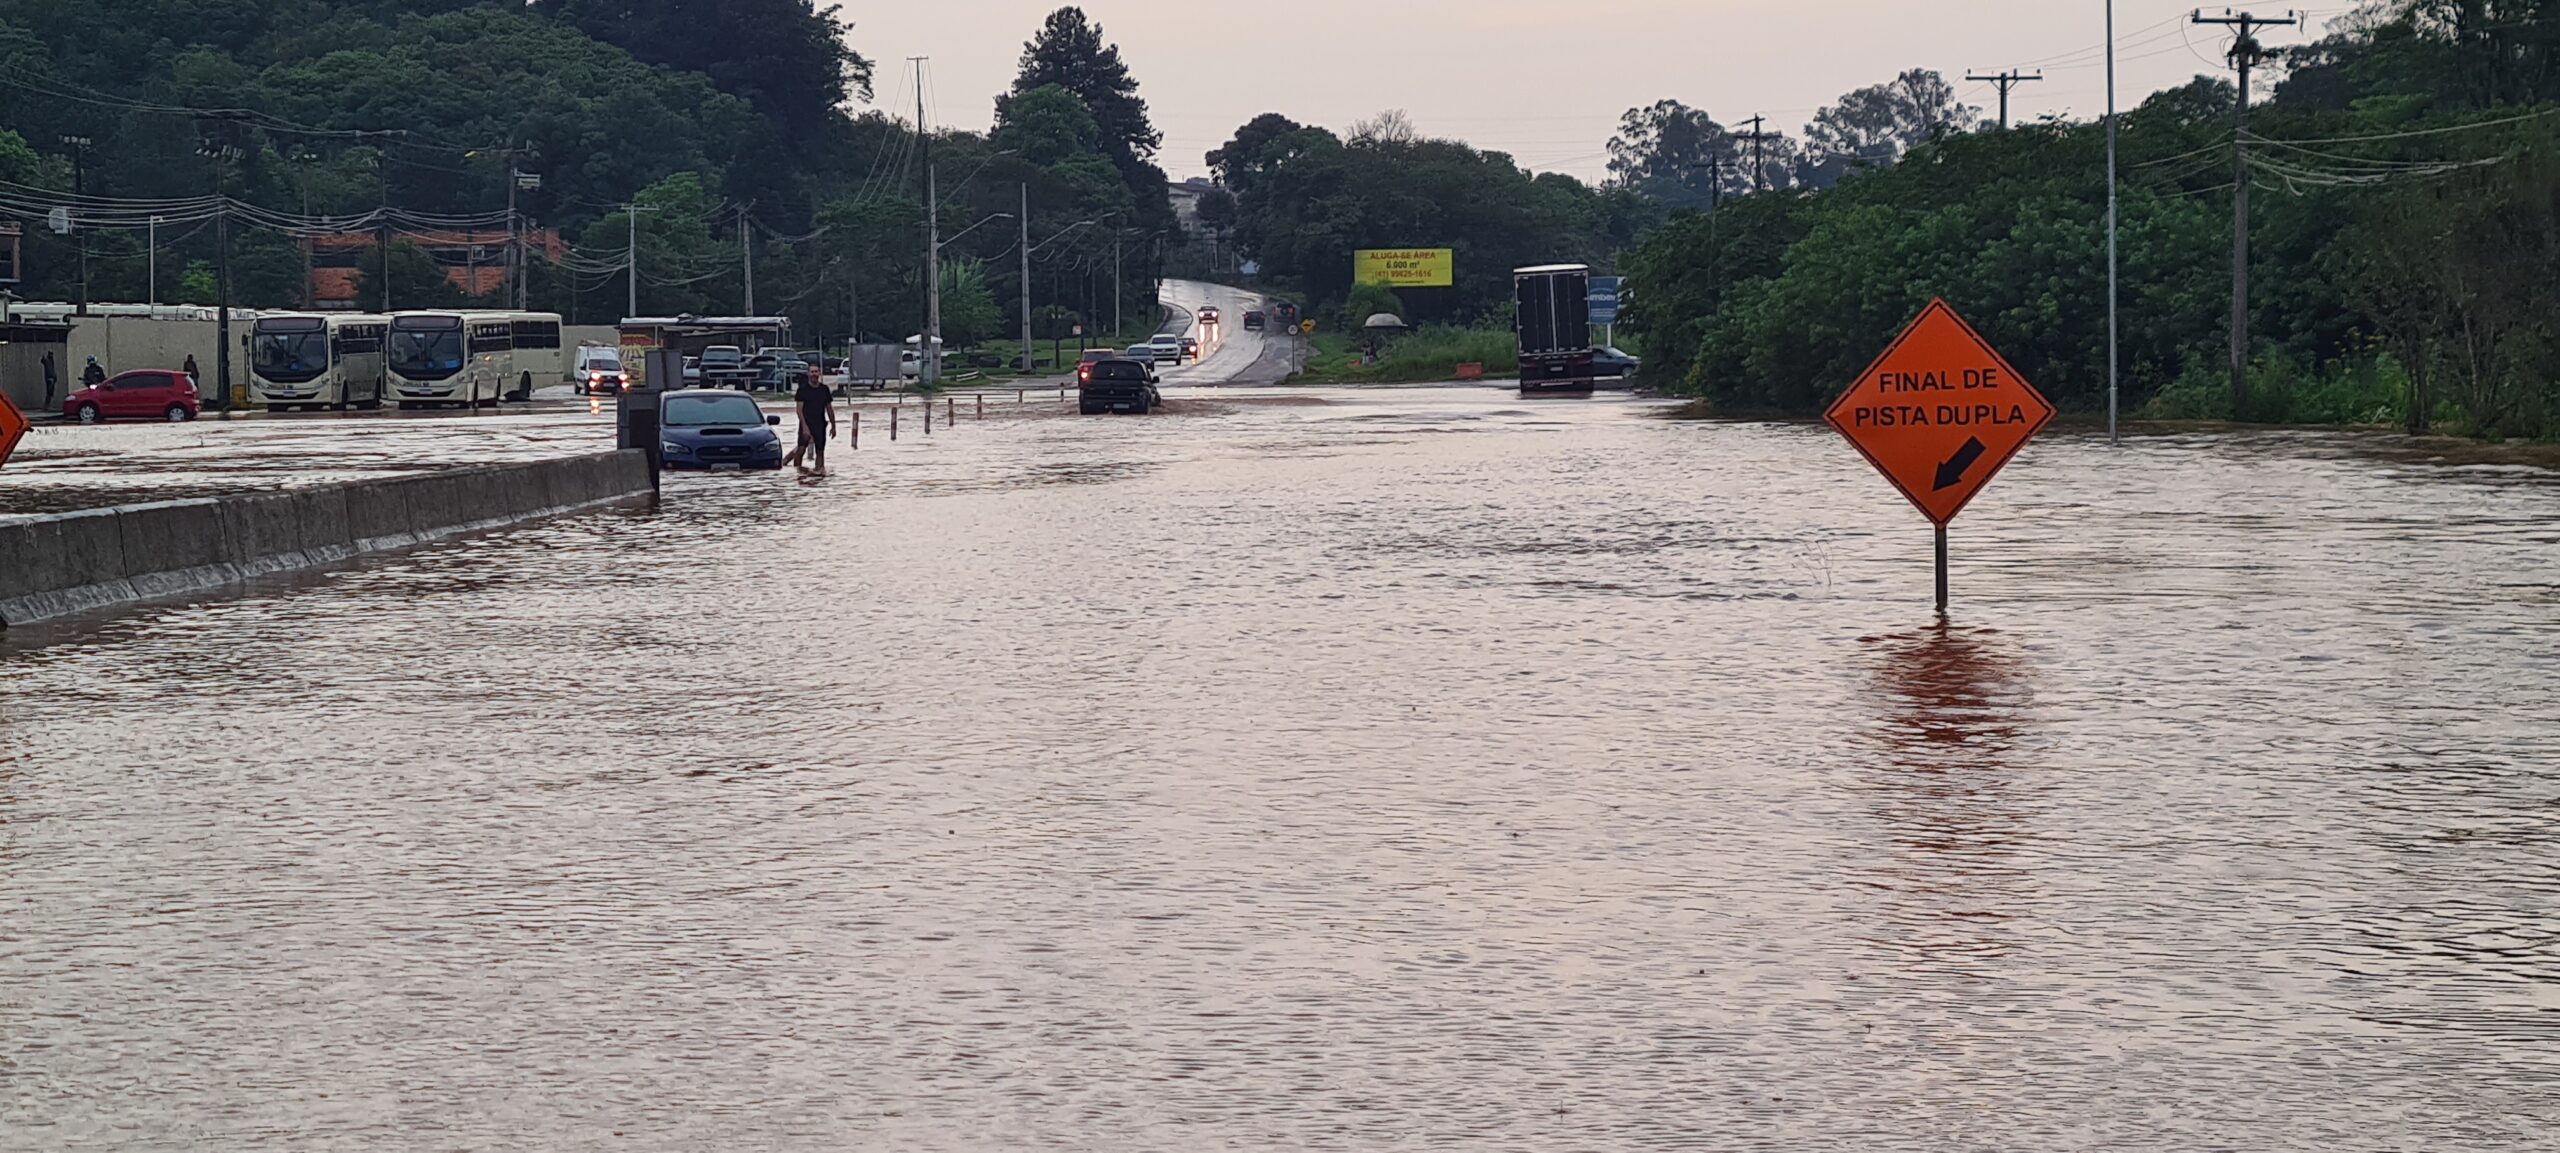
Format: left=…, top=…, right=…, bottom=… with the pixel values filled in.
left=182, top=354, right=199, bottom=392
left=81, top=356, right=105, bottom=388
left=786, top=374, right=836, bottom=475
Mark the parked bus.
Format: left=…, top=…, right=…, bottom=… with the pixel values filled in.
left=249, top=312, right=390, bottom=411
left=1513, top=264, right=1595, bottom=397
left=386, top=310, right=565, bottom=409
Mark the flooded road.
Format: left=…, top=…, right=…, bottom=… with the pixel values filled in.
left=3, top=387, right=2555, bottom=1150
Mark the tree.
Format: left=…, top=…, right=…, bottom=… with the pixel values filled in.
left=1606, top=100, right=1746, bottom=208
left=1013, top=7, right=1160, bottom=163
left=1206, top=113, right=1305, bottom=198
left=937, top=260, right=1003, bottom=348
left=1348, top=109, right=1418, bottom=147
left=1802, top=69, right=1978, bottom=180
left=993, top=85, right=1105, bottom=166
left=534, top=0, right=874, bottom=141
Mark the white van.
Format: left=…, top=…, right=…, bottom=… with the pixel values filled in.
left=572, top=344, right=628, bottom=394
left=1146, top=334, right=1185, bottom=364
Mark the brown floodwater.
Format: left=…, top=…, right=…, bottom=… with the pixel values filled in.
left=2, top=386, right=2555, bottom=1150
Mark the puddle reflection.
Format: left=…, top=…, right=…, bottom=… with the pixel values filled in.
left=1850, top=623, right=2041, bottom=970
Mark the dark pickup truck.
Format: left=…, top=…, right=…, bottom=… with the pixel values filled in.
left=1078, top=357, right=1161, bottom=414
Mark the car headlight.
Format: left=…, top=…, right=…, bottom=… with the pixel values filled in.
left=661, top=441, right=687, bottom=455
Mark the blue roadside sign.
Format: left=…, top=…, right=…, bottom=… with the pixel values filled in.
left=1588, top=276, right=1623, bottom=326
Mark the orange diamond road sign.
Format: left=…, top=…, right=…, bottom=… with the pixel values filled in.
left=1824, top=299, right=2054, bottom=526
left=0, top=390, right=29, bottom=471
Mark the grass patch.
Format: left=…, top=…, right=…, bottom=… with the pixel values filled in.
left=1295, top=327, right=1517, bottom=384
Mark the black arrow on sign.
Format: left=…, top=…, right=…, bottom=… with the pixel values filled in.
left=1933, top=437, right=1988, bottom=491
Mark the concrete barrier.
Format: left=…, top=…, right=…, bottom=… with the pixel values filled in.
left=0, top=449, right=651, bottom=627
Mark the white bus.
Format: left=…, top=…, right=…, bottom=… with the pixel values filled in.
left=249, top=313, right=390, bottom=411
left=387, top=310, right=565, bottom=409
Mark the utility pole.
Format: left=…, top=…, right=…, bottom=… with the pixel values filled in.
left=199, top=139, right=241, bottom=411
left=377, top=171, right=393, bottom=314
left=740, top=210, right=756, bottom=315
left=216, top=202, right=231, bottom=407
left=1737, top=115, right=1777, bottom=192
left=1112, top=231, right=1122, bottom=337
left=914, top=57, right=942, bottom=386
left=1020, top=182, right=1034, bottom=377
left=504, top=157, right=518, bottom=309
left=1964, top=70, right=2042, bottom=130
left=61, top=136, right=90, bottom=315
left=2194, top=8, right=2299, bottom=416
left=147, top=214, right=161, bottom=308
left=624, top=203, right=657, bottom=320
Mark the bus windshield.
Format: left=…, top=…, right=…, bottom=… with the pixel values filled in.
left=389, top=324, right=466, bottom=381
left=252, top=326, right=328, bottom=383
left=663, top=393, right=765, bottom=427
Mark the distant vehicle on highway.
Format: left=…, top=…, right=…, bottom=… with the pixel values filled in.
left=748, top=350, right=810, bottom=391
left=1242, top=310, right=1265, bottom=331
left=64, top=368, right=201, bottom=423
left=1180, top=336, right=1200, bottom=360
left=1197, top=306, right=1220, bottom=326
left=1591, top=346, right=1641, bottom=378
left=1146, top=334, right=1184, bottom=363
left=1121, top=345, right=1165, bottom=379
left=1078, top=358, right=1160, bottom=415
left=1077, top=347, right=1114, bottom=385
left=572, top=345, right=628, bottom=394
left=658, top=389, right=784, bottom=470
left=695, top=345, right=752, bottom=390
left=1514, top=264, right=1596, bottom=396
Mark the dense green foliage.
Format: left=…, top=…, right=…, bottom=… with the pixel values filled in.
left=1619, top=4, right=2560, bottom=437
left=0, top=2, right=1169, bottom=353
left=1209, top=113, right=1645, bottom=323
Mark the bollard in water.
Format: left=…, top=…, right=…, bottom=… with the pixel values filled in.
left=947, top=397, right=956, bottom=426
left=891, top=405, right=898, bottom=440
left=976, top=393, right=984, bottom=420
left=924, top=401, right=932, bottom=434
left=851, top=410, right=859, bottom=450
left=1017, top=388, right=1024, bottom=405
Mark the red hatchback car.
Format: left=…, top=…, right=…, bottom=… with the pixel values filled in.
left=64, top=369, right=201, bottom=424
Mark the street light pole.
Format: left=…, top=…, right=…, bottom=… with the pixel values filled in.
left=625, top=203, right=657, bottom=320
left=61, top=135, right=90, bottom=316
left=147, top=214, right=161, bottom=308
left=1021, top=183, right=1034, bottom=377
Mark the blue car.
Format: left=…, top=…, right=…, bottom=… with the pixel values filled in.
left=659, top=389, right=785, bottom=471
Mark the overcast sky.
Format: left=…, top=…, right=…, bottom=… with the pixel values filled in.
left=842, top=1, right=2343, bottom=183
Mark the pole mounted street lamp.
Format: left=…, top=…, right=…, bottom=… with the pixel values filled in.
left=937, top=211, right=1012, bottom=252
left=2106, top=0, right=2120, bottom=445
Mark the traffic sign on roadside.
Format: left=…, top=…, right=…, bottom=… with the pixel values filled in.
left=1826, top=299, right=2052, bottom=526
left=1588, top=276, right=1623, bottom=326
left=0, top=390, right=30, bottom=471
left=1824, top=299, right=2053, bottom=610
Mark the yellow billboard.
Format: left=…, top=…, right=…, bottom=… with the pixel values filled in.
left=1354, top=248, right=1454, bottom=288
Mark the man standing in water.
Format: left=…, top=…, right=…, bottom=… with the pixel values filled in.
left=786, top=372, right=836, bottom=475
